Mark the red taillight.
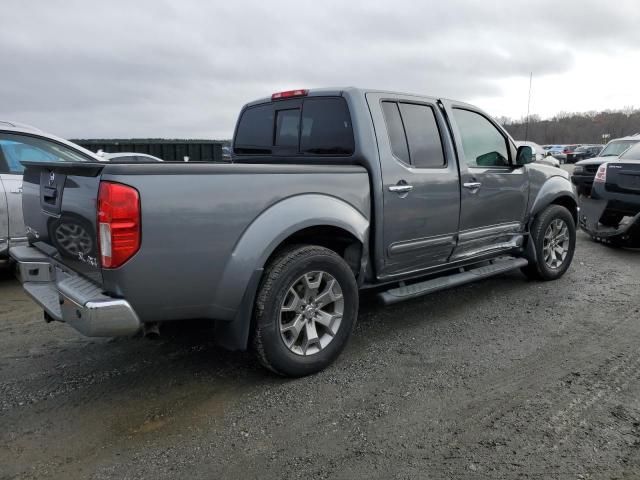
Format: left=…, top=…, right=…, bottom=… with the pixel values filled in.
left=271, top=89, right=308, bottom=100
left=594, top=164, right=607, bottom=184
left=97, top=182, right=140, bottom=268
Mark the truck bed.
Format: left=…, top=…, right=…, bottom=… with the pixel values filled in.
left=20, top=161, right=370, bottom=323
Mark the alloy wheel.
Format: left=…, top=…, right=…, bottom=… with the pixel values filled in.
left=543, top=218, right=570, bottom=269
left=279, top=271, right=344, bottom=356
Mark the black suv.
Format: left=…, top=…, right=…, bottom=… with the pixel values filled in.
left=566, top=145, right=602, bottom=163
left=571, top=136, right=640, bottom=196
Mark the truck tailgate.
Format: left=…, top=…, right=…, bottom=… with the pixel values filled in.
left=21, top=162, right=105, bottom=284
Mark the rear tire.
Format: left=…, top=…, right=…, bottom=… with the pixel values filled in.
left=522, top=205, right=576, bottom=281
left=252, top=245, right=359, bottom=377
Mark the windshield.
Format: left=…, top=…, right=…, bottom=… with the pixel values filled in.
left=599, top=140, right=638, bottom=157
left=619, top=142, right=640, bottom=160
left=0, top=133, right=93, bottom=174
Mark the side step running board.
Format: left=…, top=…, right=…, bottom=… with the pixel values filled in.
left=378, top=257, right=529, bottom=305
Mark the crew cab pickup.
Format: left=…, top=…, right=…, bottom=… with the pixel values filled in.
left=10, top=88, right=578, bottom=376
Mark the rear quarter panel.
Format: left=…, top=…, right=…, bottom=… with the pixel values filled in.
left=99, top=163, right=370, bottom=322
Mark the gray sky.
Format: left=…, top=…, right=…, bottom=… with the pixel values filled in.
left=2, top=0, right=639, bottom=138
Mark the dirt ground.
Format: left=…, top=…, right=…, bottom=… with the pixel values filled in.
left=1, top=231, right=639, bottom=479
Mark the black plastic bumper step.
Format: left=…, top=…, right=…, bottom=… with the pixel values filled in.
left=378, top=257, right=529, bottom=305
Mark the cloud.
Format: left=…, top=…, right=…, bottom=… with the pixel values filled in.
left=1, top=0, right=638, bottom=138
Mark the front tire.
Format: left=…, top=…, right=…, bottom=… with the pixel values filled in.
left=252, top=245, right=359, bottom=377
left=522, top=205, right=576, bottom=281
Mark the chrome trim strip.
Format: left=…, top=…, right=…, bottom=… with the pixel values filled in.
left=451, top=236, right=524, bottom=261
left=458, top=222, right=522, bottom=242
left=388, top=235, right=455, bottom=257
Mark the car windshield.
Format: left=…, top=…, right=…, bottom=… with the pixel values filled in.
left=619, top=142, right=640, bottom=160
left=600, top=140, right=637, bottom=157
left=0, top=134, right=93, bottom=174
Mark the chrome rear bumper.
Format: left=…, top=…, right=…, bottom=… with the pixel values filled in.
left=10, top=245, right=141, bottom=337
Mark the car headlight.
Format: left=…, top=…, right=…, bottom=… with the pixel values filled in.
left=573, top=166, right=584, bottom=174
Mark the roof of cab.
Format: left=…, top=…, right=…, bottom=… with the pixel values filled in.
left=242, top=87, right=473, bottom=110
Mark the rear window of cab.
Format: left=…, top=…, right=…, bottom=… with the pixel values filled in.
left=234, top=97, right=355, bottom=156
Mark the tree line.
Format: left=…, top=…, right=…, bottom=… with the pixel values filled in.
left=499, top=108, right=640, bottom=145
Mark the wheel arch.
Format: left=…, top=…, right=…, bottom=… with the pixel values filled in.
left=212, top=194, right=369, bottom=351
left=528, top=176, right=578, bottom=227
left=524, top=176, right=577, bottom=265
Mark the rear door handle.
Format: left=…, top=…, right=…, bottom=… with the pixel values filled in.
left=389, top=184, right=413, bottom=193
left=10, top=186, right=23, bottom=194
left=463, top=182, right=482, bottom=190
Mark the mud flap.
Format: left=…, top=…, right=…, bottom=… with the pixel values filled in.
left=213, top=268, right=263, bottom=351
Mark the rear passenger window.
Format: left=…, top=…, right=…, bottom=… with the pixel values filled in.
left=300, top=98, right=354, bottom=154
left=382, top=101, right=410, bottom=164
left=381, top=101, right=446, bottom=168
left=398, top=103, right=446, bottom=168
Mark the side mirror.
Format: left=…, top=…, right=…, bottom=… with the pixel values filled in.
left=516, top=145, right=535, bottom=165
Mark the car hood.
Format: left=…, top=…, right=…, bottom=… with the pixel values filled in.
left=575, top=156, right=617, bottom=166
left=528, top=161, right=569, bottom=179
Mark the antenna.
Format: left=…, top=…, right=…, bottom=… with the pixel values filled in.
left=524, top=72, right=533, bottom=141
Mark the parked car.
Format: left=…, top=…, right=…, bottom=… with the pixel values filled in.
left=516, top=141, right=560, bottom=167
left=0, top=122, right=107, bottom=263
left=9, top=87, right=577, bottom=376
left=99, top=152, right=164, bottom=163
left=546, top=145, right=565, bottom=156
left=0, top=121, right=39, bottom=261
left=566, top=145, right=602, bottom=163
left=578, top=143, right=640, bottom=246
left=561, top=144, right=581, bottom=163
left=571, top=134, right=640, bottom=196
left=221, top=145, right=232, bottom=162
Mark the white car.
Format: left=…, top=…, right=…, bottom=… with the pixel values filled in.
left=516, top=141, right=560, bottom=168
left=0, top=121, right=104, bottom=261
left=99, top=151, right=164, bottom=163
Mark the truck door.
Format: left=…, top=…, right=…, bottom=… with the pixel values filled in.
left=367, top=93, right=461, bottom=277
left=0, top=139, right=26, bottom=245
left=441, top=101, right=528, bottom=261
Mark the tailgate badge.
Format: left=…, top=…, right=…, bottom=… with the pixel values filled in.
left=48, top=171, right=56, bottom=185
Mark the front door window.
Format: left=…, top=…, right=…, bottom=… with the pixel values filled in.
left=451, top=109, right=510, bottom=167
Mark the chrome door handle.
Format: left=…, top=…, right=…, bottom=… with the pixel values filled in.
left=463, top=182, right=482, bottom=190
left=389, top=184, right=413, bottom=193
left=10, top=186, right=23, bottom=194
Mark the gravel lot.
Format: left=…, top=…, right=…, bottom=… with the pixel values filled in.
left=1, top=230, right=639, bottom=480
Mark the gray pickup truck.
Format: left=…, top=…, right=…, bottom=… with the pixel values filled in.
left=10, top=87, right=578, bottom=376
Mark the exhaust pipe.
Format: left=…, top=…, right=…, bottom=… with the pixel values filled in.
left=142, top=322, right=160, bottom=339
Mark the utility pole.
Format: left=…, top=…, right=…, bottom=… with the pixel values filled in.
left=524, top=72, right=533, bottom=141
